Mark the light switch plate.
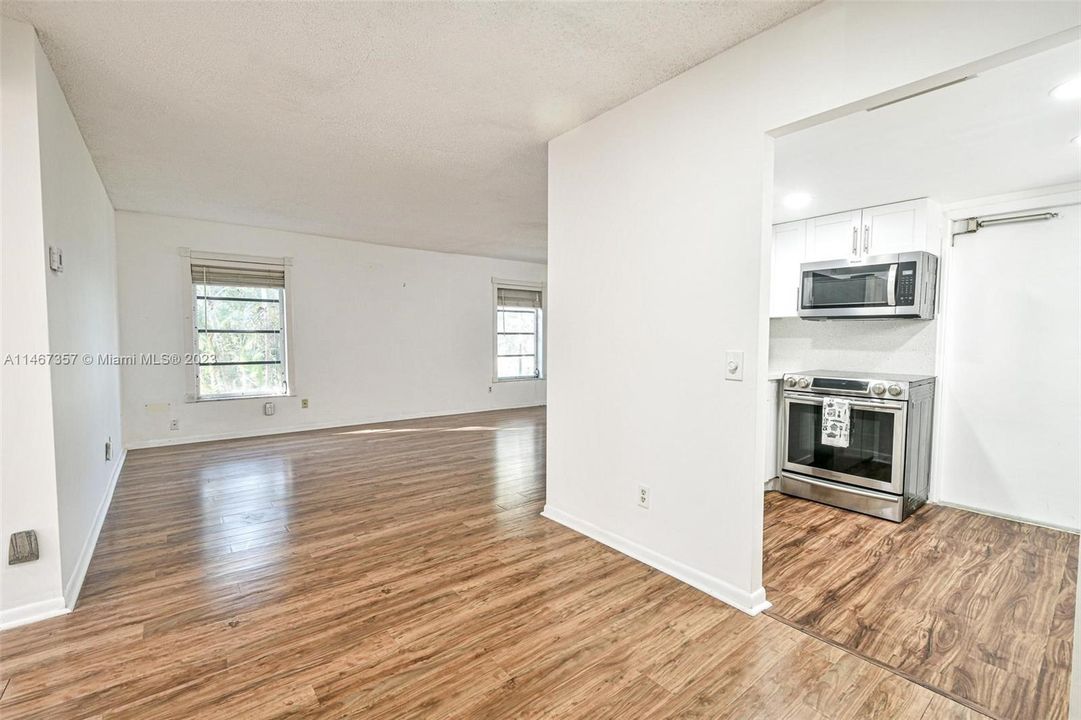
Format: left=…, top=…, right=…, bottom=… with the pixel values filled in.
left=725, top=351, right=744, bottom=381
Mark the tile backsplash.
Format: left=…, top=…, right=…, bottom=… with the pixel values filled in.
left=769, top=317, right=937, bottom=376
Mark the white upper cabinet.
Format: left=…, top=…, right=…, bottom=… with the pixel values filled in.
left=769, top=198, right=942, bottom=318
left=860, top=199, right=928, bottom=256
left=805, top=210, right=861, bottom=262
left=770, top=221, right=806, bottom=318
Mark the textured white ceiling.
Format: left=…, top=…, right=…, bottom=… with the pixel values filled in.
left=4, top=1, right=816, bottom=262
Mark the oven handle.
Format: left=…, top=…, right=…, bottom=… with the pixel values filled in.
left=783, top=392, right=905, bottom=412
left=887, top=264, right=897, bottom=307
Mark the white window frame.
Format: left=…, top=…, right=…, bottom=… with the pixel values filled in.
left=180, top=248, right=296, bottom=402
left=492, top=278, right=545, bottom=383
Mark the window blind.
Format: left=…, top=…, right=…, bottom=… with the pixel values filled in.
left=496, top=287, right=542, bottom=309
left=191, top=262, right=286, bottom=288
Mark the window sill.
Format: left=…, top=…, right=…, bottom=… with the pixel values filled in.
left=492, top=377, right=545, bottom=384
left=186, top=392, right=295, bottom=403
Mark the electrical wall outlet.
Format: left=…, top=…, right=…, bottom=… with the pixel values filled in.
left=301, top=398, right=309, bottom=409
left=264, top=401, right=276, bottom=416
left=637, top=485, right=650, bottom=509
left=105, top=437, right=112, bottom=461
left=169, top=419, right=179, bottom=431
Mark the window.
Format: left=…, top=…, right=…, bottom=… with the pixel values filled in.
left=188, top=255, right=291, bottom=400
left=494, top=283, right=543, bottom=381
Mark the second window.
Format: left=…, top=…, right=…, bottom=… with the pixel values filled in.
left=495, top=285, right=543, bottom=381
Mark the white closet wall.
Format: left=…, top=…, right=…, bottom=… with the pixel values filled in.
left=935, top=191, right=1080, bottom=531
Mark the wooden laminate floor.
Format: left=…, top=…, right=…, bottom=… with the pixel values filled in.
left=3, top=407, right=986, bottom=719
left=763, top=491, right=1079, bottom=720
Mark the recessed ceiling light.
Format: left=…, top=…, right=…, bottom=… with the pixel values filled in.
left=1050, top=77, right=1081, bottom=101
left=783, top=192, right=813, bottom=211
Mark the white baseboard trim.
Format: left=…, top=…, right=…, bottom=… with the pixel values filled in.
left=126, top=403, right=547, bottom=449
left=63, top=448, right=127, bottom=609
left=541, top=505, right=771, bottom=616
left=0, top=596, right=69, bottom=631
left=932, top=500, right=1080, bottom=535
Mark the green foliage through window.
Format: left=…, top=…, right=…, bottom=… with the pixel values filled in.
left=194, top=283, right=288, bottom=398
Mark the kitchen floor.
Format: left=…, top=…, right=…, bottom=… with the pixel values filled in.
left=763, top=491, right=1079, bottom=720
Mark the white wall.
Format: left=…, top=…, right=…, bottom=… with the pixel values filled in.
left=1, top=18, right=123, bottom=626
left=769, top=318, right=938, bottom=376
left=0, top=18, right=65, bottom=623
left=116, top=212, right=546, bottom=447
left=35, top=34, right=125, bottom=603
left=546, top=1, right=1080, bottom=614
left=934, top=190, right=1080, bottom=531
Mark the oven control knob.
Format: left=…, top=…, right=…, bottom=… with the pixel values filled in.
left=784, top=377, right=797, bottom=388
left=797, top=377, right=810, bottom=389
left=887, top=384, right=902, bottom=396
left=871, top=383, right=885, bottom=395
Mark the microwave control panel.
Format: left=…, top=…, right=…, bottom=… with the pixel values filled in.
left=896, top=262, right=918, bottom=306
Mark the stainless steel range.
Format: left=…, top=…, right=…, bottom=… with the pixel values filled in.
left=778, top=370, right=935, bottom=522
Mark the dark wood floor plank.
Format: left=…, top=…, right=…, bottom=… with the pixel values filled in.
left=764, top=491, right=1078, bottom=720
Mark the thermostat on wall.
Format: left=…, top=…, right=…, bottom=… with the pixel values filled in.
left=48, top=246, right=64, bottom=273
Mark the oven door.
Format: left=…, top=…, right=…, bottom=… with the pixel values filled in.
left=782, top=392, right=907, bottom=494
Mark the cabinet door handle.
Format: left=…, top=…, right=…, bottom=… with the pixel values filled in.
left=863, top=224, right=871, bottom=254
left=851, top=226, right=858, bottom=256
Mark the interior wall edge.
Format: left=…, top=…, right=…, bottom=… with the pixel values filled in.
left=0, top=15, right=65, bottom=614
left=541, top=504, right=772, bottom=616
left=33, top=20, right=125, bottom=597
left=62, top=449, right=126, bottom=609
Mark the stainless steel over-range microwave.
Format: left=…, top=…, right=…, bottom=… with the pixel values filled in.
left=798, top=251, right=938, bottom=320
